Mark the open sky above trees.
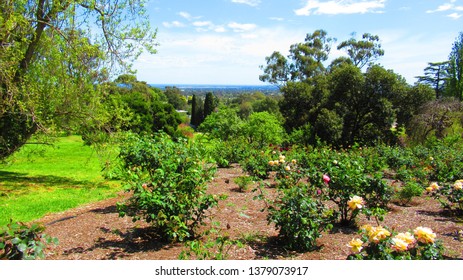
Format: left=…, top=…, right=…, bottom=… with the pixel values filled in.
left=134, top=0, right=463, bottom=85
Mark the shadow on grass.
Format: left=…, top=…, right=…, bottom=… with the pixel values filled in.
left=0, top=170, right=109, bottom=196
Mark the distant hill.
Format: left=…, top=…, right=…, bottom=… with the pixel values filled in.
left=150, top=84, right=280, bottom=96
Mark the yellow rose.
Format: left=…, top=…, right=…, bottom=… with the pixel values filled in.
left=285, top=165, right=291, bottom=171
left=347, top=238, right=364, bottom=254
left=360, top=224, right=373, bottom=232
left=414, top=226, right=436, bottom=244
left=395, top=232, right=416, bottom=246
left=368, top=226, right=391, bottom=243
left=454, top=181, right=463, bottom=191
left=429, top=182, right=440, bottom=191
left=425, top=186, right=434, bottom=193
left=291, top=159, right=297, bottom=164
left=268, top=161, right=275, bottom=166
left=391, top=237, right=409, bottom=252
left=347, top=195, right=365, bottom=210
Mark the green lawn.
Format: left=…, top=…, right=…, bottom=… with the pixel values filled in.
left=0, top=135, right=121, bottom=226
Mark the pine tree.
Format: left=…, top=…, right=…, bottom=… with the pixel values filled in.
left=191, top=94, right=198, bottom=126
left=204, top=92, right=215, bottom=119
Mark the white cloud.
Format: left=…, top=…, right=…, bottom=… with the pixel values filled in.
left=192, top=21, right=227, bottom=33
left=295, top=0, right=386, bottom=16
left=178, top=12, right=192, bottom=19
left=426, top=1, right=463, bottom=19
left=178, top=11, right=202, bottom=21
left=447, top=12, right=462, bottom=19
left=374, top=29, right=456, bottom=83
left=162, top=21, right=185, bottom=28
left=133, top=26, right=306, bottom=84
left=193, top=21, right=214, bottom=27
left=228, top=22, right=257, bottom=32
left=231, top=0, right=261, bottom=7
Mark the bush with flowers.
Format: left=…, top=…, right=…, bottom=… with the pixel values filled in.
left=429, top=180, right=463, bottom=213
left=347, top=225, right=444, bottom=260
left=306, top=149, right=392, bottom=225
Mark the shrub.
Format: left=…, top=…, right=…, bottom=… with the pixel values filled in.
left=233, top=175, right=254, bottom=192
left=430, top=180, right=463, bottom=213
left=308, top=150, right=392, bottom=225
left=347, top=225, right=444, bottom=260
left=117, top=133, right=220, bottom=242
left=0, top=221, right=58, bottom=260
left=265, top=183, right=335, bottom=251
left=394, top=181, right=423, bottom=205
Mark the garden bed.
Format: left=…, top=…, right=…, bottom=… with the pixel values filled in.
left=38, top=165, right=463, bottom=260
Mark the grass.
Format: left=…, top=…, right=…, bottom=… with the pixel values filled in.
left=0, top=135, right=121, bottom=226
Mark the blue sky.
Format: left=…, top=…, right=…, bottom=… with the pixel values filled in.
left=133, top=0, right=463, bottom=85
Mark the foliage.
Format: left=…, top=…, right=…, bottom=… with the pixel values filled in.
left=179, top=221, right=242, bottom=260
left=164, top=86, right=188, bottom=110
left=408, top=98, right=462, bottom=142
left=416, top=61, right=449, bottom=99
left=244, top=112, right=286, bottom=148
left=336, top=33, right=384, bottom=69
left=303, top=147, right=392, bottom=225
left=446, top=32, right=463, bottom=100
left=347, top=225, right=444, bottom=260
left=203, top=92, right=217, bottom=120
left=0, top=0, right=157, bottom=160
left=430, top=180, right=463, bottom=213
left=117, top=133, right=220, bottom=242
left=265, top=183, right=335, bottom=252
left=259, top=29, right=431, bottom=147
left=233, top=175, right=254, bottom=193
left=240, top=148, right=275, bottom=179
left=204, top=138, right=250, bottom=168
left=393, top=181, right=423, bottom=206
left=0, top=221, right=58, bottom=260
left=198, top=106, right=244, bottom=141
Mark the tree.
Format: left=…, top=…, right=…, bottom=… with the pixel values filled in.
left=203, top=92, right=216, bottom=118
left=417, top=61, right=449, bottom=99
left=260, top=29, right=334, bottom=84
left=190, top=94, right=198, bottom=127
left=337, top=33, right=384, bottom=69
left=0, top=0, right=157, bottom=159
left=81, top=75, right=181, bottom=141
left=408, top=99, right=462, bottom=141
left=446, top=32, right=463, bottom=100
left=244, top=112, right=285, bottom=148
left=165, top=86, right=188, bottom=110
left=198, top=107, right=244, bottom=141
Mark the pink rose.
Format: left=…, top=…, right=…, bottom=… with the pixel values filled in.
left=323, top=174, right=330, bottom=185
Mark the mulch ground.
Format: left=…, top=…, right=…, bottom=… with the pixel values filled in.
left=38, top=165, right=463, bottom=260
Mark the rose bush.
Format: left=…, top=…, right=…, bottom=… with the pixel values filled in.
left=347, top=225, right=444, bottom=260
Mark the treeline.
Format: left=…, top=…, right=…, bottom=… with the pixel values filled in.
left=195, top=30, right=463, bottom=148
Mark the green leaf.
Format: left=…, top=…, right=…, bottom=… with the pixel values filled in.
left=17, top=243, right=27, bottom=252
left=11, top=237, right=21, bottom=245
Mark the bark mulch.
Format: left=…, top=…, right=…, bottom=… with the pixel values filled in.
left=38, top=165, right=463, bottom=260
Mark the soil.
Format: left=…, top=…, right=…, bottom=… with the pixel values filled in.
left=38, top=164, right=463, bottom=260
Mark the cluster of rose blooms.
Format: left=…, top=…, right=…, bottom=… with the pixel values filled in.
left=347, top=225, right=438, bottom=254
left=426, top=180, right=463, bottom=192
left=268, top=155, right=297, bottom=171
